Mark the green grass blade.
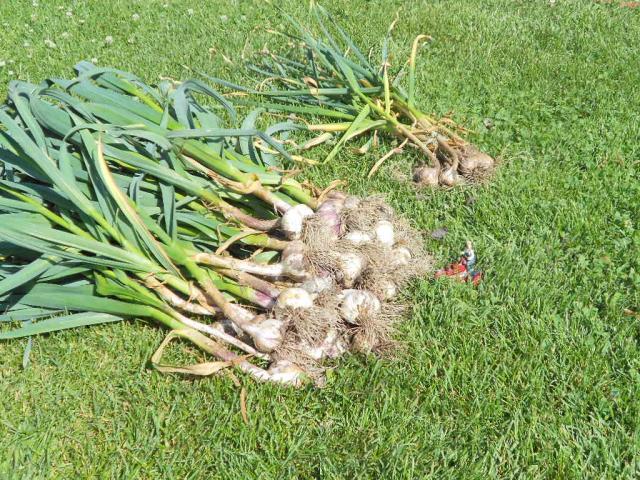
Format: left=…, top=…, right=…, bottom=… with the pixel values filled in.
left=315, top=3, right=375, bottom=73
left=8, top=81, right=49, bottom=151
left=0, top=256, right=56, bottom=296
left=0, top=221, right=158, bottom=272
left=158, top=160, right=177, bottom=242
left=0, top=109, right=102, bottom=221
left=0, top=306, right=62, bottom=323
left=322, top=104, right=371, bottom=164
left=0, top=312, right=123, bottom=339
left=88, top=135, right=179, bottom=275
left=173, top=79, right=237, bottom=125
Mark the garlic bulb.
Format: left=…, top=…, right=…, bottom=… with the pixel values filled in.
left=302, top=344, right=324, bottom=361
left=460, top=148, right=495, bottom=180
left=344, top=230, right=373, bottom=245
left=243, top=317, right=285, bottom=353
left=267, top=360, right=306, bottom=386
left=439, top=166, right=461, bottom=187
left=413, top=166, right=440, bottom=186
left=302, top=328, right=349, bottom=361
left=276, top=287, right=314, bottom=310
left=379, top=280, right=397, bottom=300
left=339, top=289, right=381, bottom=324
left=336, top=252, right=366, bottom=287
left=300, top=275, right=334, bottom=294
left=351, top=332, right=376, bottom=355
left=280, top=204, right=314, bottom=240
left=315, top=196, right=345, bottom=237
left=281, top=241, right=309, bottom=281
left=391, top=246, right=412, bottom=268
left=321, top=328, right=349, bottom=359
left=374, top=220, right=395, bottom=247
left=343, top=195, right=361, bottom=210
left=458, top=155, right=478, bottom=175
left=474, top=152, right=495, bottom=172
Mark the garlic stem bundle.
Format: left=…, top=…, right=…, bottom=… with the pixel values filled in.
left=0, top=62, right=432, bottom=387
left=206, top=3, right=496, bottom=187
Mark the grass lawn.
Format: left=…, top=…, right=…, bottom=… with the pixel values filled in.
left=1, top=0, right=639, bottom=477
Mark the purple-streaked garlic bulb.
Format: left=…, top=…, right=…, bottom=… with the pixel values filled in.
left=280, top=241, right=310, bottom=281
left=315, top=195, right=345, bottom=238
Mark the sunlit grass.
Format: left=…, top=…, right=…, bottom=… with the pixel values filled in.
left=0, top=0, right=639, bottom=478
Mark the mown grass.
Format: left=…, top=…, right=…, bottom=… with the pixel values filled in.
left=1, top=0, right=639, bottom=478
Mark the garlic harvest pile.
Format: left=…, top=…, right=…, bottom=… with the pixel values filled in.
left=0, top=63, right=431, bottom=387
left=260, top=193, right=431, bottom=385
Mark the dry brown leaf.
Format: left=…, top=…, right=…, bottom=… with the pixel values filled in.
left=151, top=330, right=231, bottom=376
left=300, top=132, right=333, bottom=150
left=302, top=76, right=319, bottom=88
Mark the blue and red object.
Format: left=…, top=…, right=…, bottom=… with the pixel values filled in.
left=435, top=241, right=483, bottom=286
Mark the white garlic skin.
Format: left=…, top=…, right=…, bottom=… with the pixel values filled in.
left=475, top=152, right=496, bottom=171
left=339, top=289, right=381, bottom=324
left=280, top=204, right=314, bottom=240
left=344, top=230, right=373, bottom=245
left=267, top=360, right=305, bottom=386
left=337, top=252, right=366, bottom=288
left=321, top=328, right=349, bottom=359
left=303, top=344, right=325, bottom=361
left=379, top=280, right=398, bottom=300
left=343, top=195, right=361, bottom=210
left=460, top=149, right=495, bottom=175
left=391, top=246, right=412, bottom=268
left=374, top=220, right=395, bottom=247
left=300, top=328, right=348, bottom=361
left=281, top=242, right=309, bottom=281
left=300, top=275, right=334, bottom=294
left=277, top=287, right=314, bottom=310
left=439, top=166, right=461, bottom=187
left=413, top=166, right=440, bottom=186
left=228, top=304, right=255, bottom=324
left=244, top=317, right=285, bottom=353
left=459, top=156, right=478, bottom=175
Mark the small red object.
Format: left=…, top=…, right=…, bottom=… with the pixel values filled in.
left=434, top=260, right=466, bottom=278
left=435, top=241, right=482, bottom=286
